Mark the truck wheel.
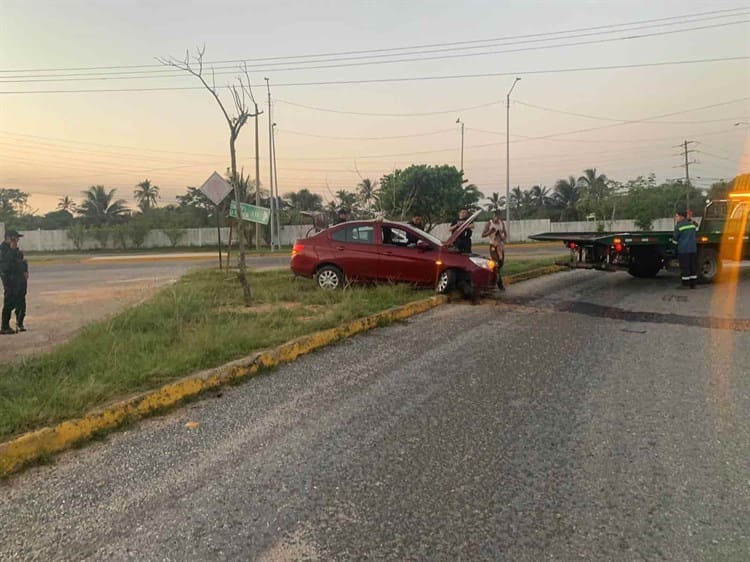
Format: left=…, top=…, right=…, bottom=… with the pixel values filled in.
left=698, top=248, right=721, bottom=283
left=628, top=249, right=662, bottom=278
left=436, top=269, right=456, bottom=294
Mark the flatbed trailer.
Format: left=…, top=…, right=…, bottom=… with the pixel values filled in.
left=529, top=191, right=750, bottom=283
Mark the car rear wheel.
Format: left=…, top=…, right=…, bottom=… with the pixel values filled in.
left=316, top=265, right=344, bottom=290
left=436, top=269, right=456, bottom=294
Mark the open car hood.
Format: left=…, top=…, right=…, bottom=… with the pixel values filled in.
left=443, top=209, right=482, bottom=247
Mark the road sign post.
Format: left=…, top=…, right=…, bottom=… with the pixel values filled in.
left=200, top=172, right=233, bottom=270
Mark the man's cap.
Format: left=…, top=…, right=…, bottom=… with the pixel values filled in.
left=337, top=208, right=349, bottom=214
left=4, top=229, right=23, bottom=238
left=675, top=209, right=687, bottom=217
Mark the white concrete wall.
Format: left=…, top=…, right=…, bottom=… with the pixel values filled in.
left=17, top=217, right=681, bottom=251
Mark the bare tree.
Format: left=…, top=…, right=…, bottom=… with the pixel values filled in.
left=159, top=46, right=257, bottom=305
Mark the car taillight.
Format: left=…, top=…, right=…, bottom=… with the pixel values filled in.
left=292, top=243, right=304, bottom=257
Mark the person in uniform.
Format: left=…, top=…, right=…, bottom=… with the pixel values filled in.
left=673, top=209, right=698, bottom=289
left=333, top=208, right=349, bottom=225
left=1, top=229, right=29, bottom=334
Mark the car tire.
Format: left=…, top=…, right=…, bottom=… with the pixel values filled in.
left=436, top=269, right=456, bottom=294
left=697, top=247, right=721, bottom=283
left=315, top=265, right=344, bottom=290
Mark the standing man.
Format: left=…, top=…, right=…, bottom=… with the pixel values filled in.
left=673, top=209, right=698, bottom=289
left=1, top=229, right=28, bottom=334
left=482, top=211, right=508, bottom=290
left=449, top=208, right=474, bottom=253
left=333, top=208, right=349, bottom=225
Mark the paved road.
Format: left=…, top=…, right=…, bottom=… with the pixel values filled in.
left=2, top=269, right=748, bottom=560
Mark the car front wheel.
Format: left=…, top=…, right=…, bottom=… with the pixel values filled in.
left=316, top=265, right=344, bottom=290
left=436, top=269, right=456, bottom=294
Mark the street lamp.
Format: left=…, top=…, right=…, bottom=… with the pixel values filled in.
left=456, top=117, right=464, bottom=172
left=735, top=122, right=750, bottom=127
left=506, top=77, right=521, bottom=226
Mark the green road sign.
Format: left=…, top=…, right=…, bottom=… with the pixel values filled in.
left=229, top=201, right=271, bottom=225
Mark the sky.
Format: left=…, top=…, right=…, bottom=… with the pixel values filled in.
left=1, top=0, right=749, bottom=215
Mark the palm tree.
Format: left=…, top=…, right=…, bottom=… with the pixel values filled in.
left=285, top=188, right=323, bottom=211
left=578, top=168, right=609, bottom=201
left=357, top=178, right=378, bottom=213
left=133, top=179, right=160, bottom=212
left=553, top=176, right=581, bottom=221
left=485, top=192, right=505, bottom=213
left=57, top=195, right=76, bottom=213
left=529, top=185, right=551, bottom=210
left=77, top=185, right=129, bottom=225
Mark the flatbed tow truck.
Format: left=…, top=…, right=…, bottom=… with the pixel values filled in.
left=530, top=178, right=750, bottom=283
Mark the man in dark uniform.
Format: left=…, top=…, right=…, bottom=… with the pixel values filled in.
left=673, top=209, right=698, bottom=289
left=449, top=208, right=474, bottom=253
left=1, top=229, right=28, bottom=334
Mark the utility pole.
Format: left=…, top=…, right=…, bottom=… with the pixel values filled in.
left=674, top=140, right=697, bottom=212
left=456, top=117, right=464, bottom=172
left=254, top=101, right=261, bottom=250
left=272, top=122, right=281, bottom=247
left=265, top=78, right=275, bottom=250
left=506, top=77, right=521, bottom=226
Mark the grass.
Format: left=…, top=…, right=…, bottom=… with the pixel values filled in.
left=0, top=258, right=562, bottom=442
left=503, top=256, right=566, bottom=276
left=0, top=269, right=431, bottom=441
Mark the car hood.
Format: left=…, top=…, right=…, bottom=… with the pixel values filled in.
left=443, top=209, right=482, bottom=247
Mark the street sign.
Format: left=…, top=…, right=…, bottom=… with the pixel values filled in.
left=200, top=171, right=232, bottom=206
left=229, top=201, right=271, bottom=225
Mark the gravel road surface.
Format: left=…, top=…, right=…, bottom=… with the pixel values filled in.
left=1, top=269, right=748, bottom=561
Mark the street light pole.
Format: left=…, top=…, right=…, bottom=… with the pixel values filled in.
left=456, top=117, right=464, bottom=172
left=506, top=77, right=521, bottom=227
left=265, top=77, right=275, bottom=250
left=272, top=122, right=281, bottom=247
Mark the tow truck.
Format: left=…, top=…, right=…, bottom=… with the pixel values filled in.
left=530, top=176, right=750, bottom=283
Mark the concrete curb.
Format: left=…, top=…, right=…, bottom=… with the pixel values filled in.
left=0, top=264, right=566, bottom=478
left=0, top=295, right=446, bottom=477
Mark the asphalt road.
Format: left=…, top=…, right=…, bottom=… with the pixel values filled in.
left=2, top=269, right=748, bottom=561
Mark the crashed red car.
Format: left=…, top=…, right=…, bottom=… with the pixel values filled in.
left=290, top=211, right=497, bottom=297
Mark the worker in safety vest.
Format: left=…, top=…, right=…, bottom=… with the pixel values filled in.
left=673, top=209, right=698, bottom=289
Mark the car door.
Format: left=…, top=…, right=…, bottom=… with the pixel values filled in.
left=329, top=224, right=379, bottom=279
left=378, top=224, right=437, bottom=284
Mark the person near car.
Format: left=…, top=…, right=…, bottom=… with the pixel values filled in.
left=482, top=211, right=507, bottom=290
left=406, top=215, right=424, bottom=245
left=673, top=209, right=698, bottom=289
left=1, top=229, right=29, bottom=334
left=449, top=208, right=474, bottom=253
left=333, top=208, right=349, bottom=225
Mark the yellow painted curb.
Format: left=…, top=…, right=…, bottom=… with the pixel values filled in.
left=0, top=295, right=446, bottom=477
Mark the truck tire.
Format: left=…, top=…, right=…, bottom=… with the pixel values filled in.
left=698, top=247, right=721, bottom=283
left=628, top=248, right=662, bottom=278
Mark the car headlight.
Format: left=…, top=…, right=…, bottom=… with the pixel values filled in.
left=469, top=256, right=494, bottom=270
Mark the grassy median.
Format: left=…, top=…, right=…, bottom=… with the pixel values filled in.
left=0, top=257, right=563, bottom=441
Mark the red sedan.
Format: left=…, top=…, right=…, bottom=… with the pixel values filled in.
left=290, top=213, right=497, bottom=298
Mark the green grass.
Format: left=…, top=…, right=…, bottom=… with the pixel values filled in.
left=0, top=258, right=561, bottom=441
left=0, top=269, right=431, bottom=441
left=503, top=256, right=566, bottom=276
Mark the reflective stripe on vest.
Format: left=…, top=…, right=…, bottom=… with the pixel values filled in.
left=678, top=224, right=697, bottom=231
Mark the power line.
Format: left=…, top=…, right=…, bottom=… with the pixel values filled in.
left=276, top=128, right=456, bottom=140
left=3, top=56, right=746, bottom=95
left=4, top=6, right=746, bottom=75
left=275, top=98, right=503, bottom=117
left=2, top=18, right=747, bottom=84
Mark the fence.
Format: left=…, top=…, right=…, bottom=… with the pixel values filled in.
left=14, top=218, right=681, bottom=252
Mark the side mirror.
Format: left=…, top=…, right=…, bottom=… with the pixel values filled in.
left=416, top=240, right=432, bottom=251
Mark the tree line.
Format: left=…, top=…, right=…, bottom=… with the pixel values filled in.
left=1, top=166, right=737, bottom=246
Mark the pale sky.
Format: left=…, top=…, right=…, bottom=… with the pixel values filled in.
left=1, top=0, right=749, bottom=214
